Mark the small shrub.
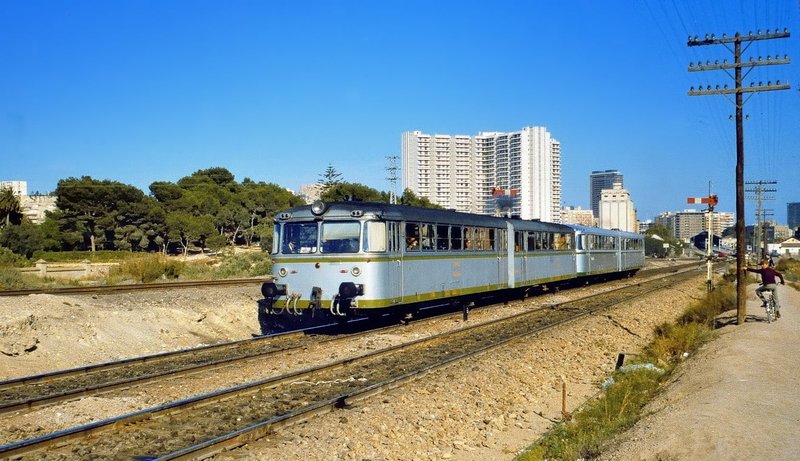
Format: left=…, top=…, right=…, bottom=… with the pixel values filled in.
left=0, top=247, right=27, bottom=267
left=211, top=252, right=272, bottom=279
left=119, top=255, right=185, bottom=283
left=677, top=282, right=735, bottom=326
left=0, top=266, right=45, bottom=290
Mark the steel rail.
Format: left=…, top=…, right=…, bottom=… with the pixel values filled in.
left=0, top=277, right=271, bottom=297
left=0, top=267, right=701, bottom=459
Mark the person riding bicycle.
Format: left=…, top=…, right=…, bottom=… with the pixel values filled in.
left=747, top=259, right=786, bottom=317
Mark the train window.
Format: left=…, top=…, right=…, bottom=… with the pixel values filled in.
left=282, top=222, right=319, bottom=254
left=320, top=221, right=360, bottom=253
left=488, top=228, right=496, bottom=250
left=464, top=227, right=475, bottom=250
left=420, top=223, right=434, bottom=251
left=514, top=231, right=524, bottom=252
left=272, top=224, right=280, bottom=255
left=553, top=233, right=570, bottom=250
left=436, top=224, right=449, bottom=250
left=405, top=222, right=420, bottom=251
left=451, top=226, right=463, bottom=250
left=363, top=221, right=386, bottom=252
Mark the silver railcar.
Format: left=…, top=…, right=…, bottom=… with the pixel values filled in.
left=259, top=202, right=643, bottom=332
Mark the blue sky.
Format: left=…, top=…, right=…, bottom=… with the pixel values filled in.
left=1, top=0, right=798, bottom=224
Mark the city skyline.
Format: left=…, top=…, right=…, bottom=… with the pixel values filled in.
left=2, top=1, right=798, bottom=224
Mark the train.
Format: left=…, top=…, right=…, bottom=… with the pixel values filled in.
left=258, top=201, right=644, bottom=333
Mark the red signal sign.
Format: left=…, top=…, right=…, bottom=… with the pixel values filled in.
left=687, top=195, right=718, bottom=206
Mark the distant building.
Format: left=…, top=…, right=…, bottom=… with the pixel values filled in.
left=298, top=184, right=324, bottom=204
left=788, top=202, right=800, bottom=230
left=768, top=237, right=800, bottom=257
left=19, top=194, right=57, bottom=224
left=598, top=181, right=637, bottom=232
left=561, top=206, right=595, bottom=226
left=0, top=180, right=57, bottom=224
left=589, top=170, right=622, bottom=218
left=402, top=127, right=562, bottom=222
left=0, top=180, right=27, bottom=196
left=655, top=209, right=732, bottom=241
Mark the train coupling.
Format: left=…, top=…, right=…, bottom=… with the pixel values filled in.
left=259, top=282, right=287, bottom=308
left=331, top=282, right=364, bottom=316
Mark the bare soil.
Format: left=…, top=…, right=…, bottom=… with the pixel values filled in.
left=2, top=261, right=793, bottom=460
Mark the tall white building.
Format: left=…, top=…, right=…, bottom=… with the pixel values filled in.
left=402, top=127, right=561, bottom=222
left=598, top=181, right=638, bottom=232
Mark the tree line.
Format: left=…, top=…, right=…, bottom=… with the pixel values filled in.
left=0, top=165, right=438, bottom=259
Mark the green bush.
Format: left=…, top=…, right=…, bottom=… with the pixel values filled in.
left=33, top=250, right=145, bottom=263
left=676, top=281, right=736, bottom=326
left=0, top=247, right=27, bottom=267
left=119, top=255, right=185, bottom=283
left=211, top=252, right=272, bottom=279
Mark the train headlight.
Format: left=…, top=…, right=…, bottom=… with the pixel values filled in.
left=311, top=200, right=326, bottom=216
left=351, top=266, right=361, bottom=277
left=278, top=267, right=288, bottom=277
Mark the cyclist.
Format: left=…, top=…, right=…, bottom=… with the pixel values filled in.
left=747, top=259, right=786, bottom=318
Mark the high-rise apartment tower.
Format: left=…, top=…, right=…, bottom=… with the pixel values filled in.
left=402, top=127, right=561, bottom=222
left=589, top=170, right=623, bottom=218
left=788, top=202, right=800, bottom=230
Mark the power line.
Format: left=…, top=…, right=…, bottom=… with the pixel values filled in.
left=688, top=28, right=791, bottom=326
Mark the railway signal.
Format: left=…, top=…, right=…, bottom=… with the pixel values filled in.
left=687, top=194, right=718, bottom=292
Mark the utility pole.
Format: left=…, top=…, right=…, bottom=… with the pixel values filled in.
left=746, top=180, right=777, bottom=261
left=688, top=29, right=791, bottom=325
left=386, top=155, right=399, bottom=204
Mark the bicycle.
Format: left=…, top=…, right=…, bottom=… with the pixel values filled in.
left=762, top=288, right=778, bottom=323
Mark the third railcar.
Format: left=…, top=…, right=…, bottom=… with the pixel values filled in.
left=258, top=201, right=643, bottom=333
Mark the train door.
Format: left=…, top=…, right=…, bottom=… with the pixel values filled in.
left=387, top=222, right=402, bottom=304
left=496, top=227, right=509, bottom=288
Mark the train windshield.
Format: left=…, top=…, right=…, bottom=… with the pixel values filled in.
left=281, top=222, right=319, bottom=254
left=321, top=221, right=360, bottom=253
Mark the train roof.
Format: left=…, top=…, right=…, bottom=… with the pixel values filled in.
left=568, top=224, right=643, bottom=239
left=276, top=201, right=573, bottom=232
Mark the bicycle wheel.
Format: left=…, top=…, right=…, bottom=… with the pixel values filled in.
left=766, top=297, right=774, bottom=323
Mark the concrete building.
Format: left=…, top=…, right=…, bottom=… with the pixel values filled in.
left=0, top=181, right=27, bottom=196
left=655, top=209, right=733, bottom=241
left=589, top=170, right=622, bottom=218
left=788, top=202, right=800, bottom=230
left=0, top=180, right=57, bottom=224
left=402, top=127, right=561, bottom=222
left=298, top=184, right=324, bottom=204
left=598, top=182, right=638, bottom=232
left=561, top=206, right=596, bottom=226
left=19, top=195, right=57, bottom=224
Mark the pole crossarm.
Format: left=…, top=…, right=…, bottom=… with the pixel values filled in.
left=687, top=30, right=790, bottom=46
left=687, top=29, right=790, bottom=325
left=689, top=57, right=790, bottom=72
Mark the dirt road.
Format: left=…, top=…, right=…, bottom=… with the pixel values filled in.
left=600, top=283, right=800, bottom=460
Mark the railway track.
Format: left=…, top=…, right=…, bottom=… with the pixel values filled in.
left=0, top=277, right=271, bottom=297
left=0, top=266, right=702, bottom=460
left=0, top=262, right=703, bottom=418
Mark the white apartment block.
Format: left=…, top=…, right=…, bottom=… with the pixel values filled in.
left=598, top=182, right=638, bottom=232
left=0, top=180, right=57, bottom=224
left=0, top=181, right=27, bottom=196
left=402, top=127, right=561, bottom=222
